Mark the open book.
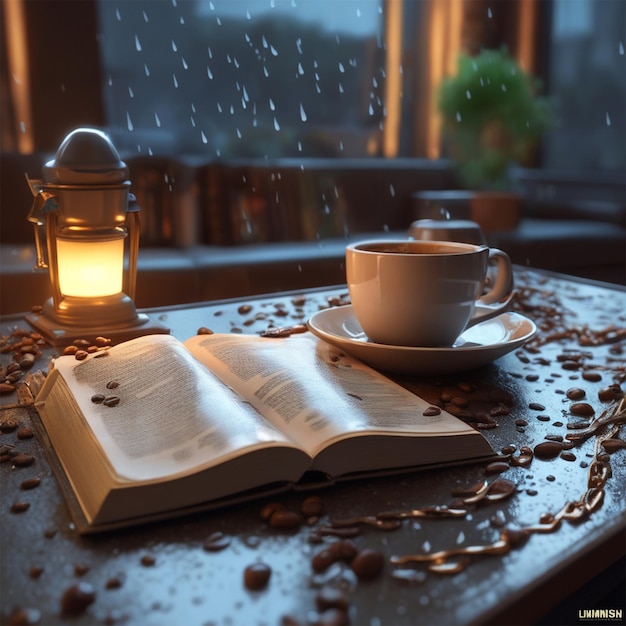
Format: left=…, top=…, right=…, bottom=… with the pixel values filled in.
left=34, top=333, right=494, bottom=533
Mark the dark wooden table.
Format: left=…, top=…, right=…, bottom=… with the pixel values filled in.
left=1, top=268, right=625, bottom=626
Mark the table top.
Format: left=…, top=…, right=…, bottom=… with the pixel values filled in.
left=1, top=268, right=625, bottom=626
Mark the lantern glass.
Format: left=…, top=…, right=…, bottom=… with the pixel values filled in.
left=57, top=236, right=125, bottom=297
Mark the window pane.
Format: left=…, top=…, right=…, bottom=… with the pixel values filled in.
left=544, top=0, right=625, bottom=173
left=97, top=0, right=385, bottom=158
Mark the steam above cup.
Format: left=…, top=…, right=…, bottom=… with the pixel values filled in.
left=346, top=240, right=513, bottom=348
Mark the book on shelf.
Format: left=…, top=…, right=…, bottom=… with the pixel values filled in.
left=34, top=332, right=495, bottom=533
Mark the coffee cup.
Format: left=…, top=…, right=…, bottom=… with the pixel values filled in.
left=346, top=239, right=513, bottom=347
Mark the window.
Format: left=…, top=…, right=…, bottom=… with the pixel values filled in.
left=2, top=0, right=624, bottom=173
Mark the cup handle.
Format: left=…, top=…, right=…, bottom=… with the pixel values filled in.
left=466, top=248, right=514, bottom=328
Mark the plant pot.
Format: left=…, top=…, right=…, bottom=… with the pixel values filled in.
left=410, top=190, right=521, bottom=233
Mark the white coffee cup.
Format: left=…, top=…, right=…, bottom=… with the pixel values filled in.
left=346, top=239, right=513, bottom=347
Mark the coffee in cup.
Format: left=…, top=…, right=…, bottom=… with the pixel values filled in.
left=346, top=239, right=513, bottom=347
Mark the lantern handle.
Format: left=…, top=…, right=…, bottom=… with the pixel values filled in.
left=27, top=187, right=58, bottom=271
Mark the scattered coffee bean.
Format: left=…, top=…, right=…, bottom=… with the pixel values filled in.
left=74, top=564, right=89, bottom=577
left=91, top=394, right=105, bottom=404
left=10, top=501, right=30, bottom=513
left=312, top=547, right=339, bottom=573
left=105, top=381, right=120, bottom=389
left=12, top=453, right=34, bottom=467
left=301, top=495, right=323, bottom=518
left=140, top=554, right=156, bottom=567
left=423, top=406, right=441, bottom=417
left=560, top=451, right=576, bottom=462
left=0, top=382, right=16, bottom=395
left=238, top=304, right=253, bottom=315
left=601, top=439, right=626, bottom=453
left=566, top=387, right=585, bottom=400
left=260, top=501, right=286, bottom=521
left=202, top=531, right=231, bottom=552
left=74, top=350, right=88, bottom=361
left=197, top=326, right=214, bottom=335
left=485, top=461, right=509, bottom=475
left=582, top=371, right=602, bottom=382
left=20, top=477, right=41, bottom=490
left=60, top=582, right=96, bottom=616
left=17, top=427, right=34, bottom=440
left=529, top=402, right=546, bottom=411
left=351, top=548, right=384, bottom=581
left=103, top=396, right=120, bottom=407
left=534, top=441, right=563, bottom=460
left=569, top=402, right=594, bottom=417
left=63, top=346, right=78, bottom=356
left=105, top=576, right=125, bottom=590
left=243, top=562, right=271, bottom=590
left=598, top=384, right=624, bottom=403
left=29, top=566, right=44, bottom=579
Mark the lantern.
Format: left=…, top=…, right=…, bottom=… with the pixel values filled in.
left=25, top=128, right=169, bottom=345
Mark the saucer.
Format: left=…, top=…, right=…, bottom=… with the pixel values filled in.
left=307, top=305, right=537, bottom=376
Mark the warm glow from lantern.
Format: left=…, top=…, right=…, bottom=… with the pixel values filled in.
left=57, top=237, right=125, bottom=297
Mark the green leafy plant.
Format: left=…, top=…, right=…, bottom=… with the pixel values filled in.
left=438, top=49, right=552, bottom=190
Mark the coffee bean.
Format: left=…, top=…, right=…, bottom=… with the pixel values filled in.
left=260, top=502, right=286, bottom=521
left=570, top=402, right=594, bottom=417
left=560, top=451, right=576, bottom=461
left=197, top=327, right=214, bottom=335
left=74, top=350, right=88, bottom=361
left=60, top=582, right=96, bottom=616
left=29, top=566, right=44, bottom=579
left=18, top=353, right=35, bottom=370
left=103, top=396, right=120, bottom=407
left=582, top=371, right=602, bottom=382
left=0, top=382, right=16, bottom=395
left=16, top=427, right=33, bottom=440
left=140, top=554, right=156, bottom=567
left=269, top=509, right=303, bottom=530
left=566, top=388, right=585, bottom=400
left=312, top=547, right=339, bottom=573
left=10, top=501, right=30, bottom=513
left=598, top=384, right=624, bottom=403
left=12, top=453, right=34, bottom=467
left=602, top=439, right=626, bottom=453
left=485, top=461, right=509, bottom=475
left=301, top=495, right=323, bottom=518
left=534, top=441, right=563, bottom=459
left=202, top=531, right=231, bottom=552
left=91, top=394, right=105, bottom=404
left=20, top=477, right=41, bottom=490
left=529, top=402, right=546, bottom=411
left=238, top=304, right=253, bottom=315
left=63, top=346, right=78, bottom=356
left=243, top=562, right=271, bottom=590
left=351, top=548, right=384, bottom=581
left=106, top=381, right=120, bottom=389
left=423, top=406, right=441, bottom=417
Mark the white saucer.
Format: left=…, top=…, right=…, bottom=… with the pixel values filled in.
left=307, top=305, right=537, bottom=376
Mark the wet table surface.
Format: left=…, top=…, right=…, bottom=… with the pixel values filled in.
left=1, top=268, right=625, bottom=626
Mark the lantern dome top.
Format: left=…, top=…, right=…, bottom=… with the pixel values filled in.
left=43, top=128, right=129, bottom=185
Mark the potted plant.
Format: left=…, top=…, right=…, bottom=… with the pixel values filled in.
left=434, top=48, right=552, bottom=231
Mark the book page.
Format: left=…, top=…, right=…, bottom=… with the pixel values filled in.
left=184, top=333, right=475, bottom=458
left=44, top=335, right=299, bottom=482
